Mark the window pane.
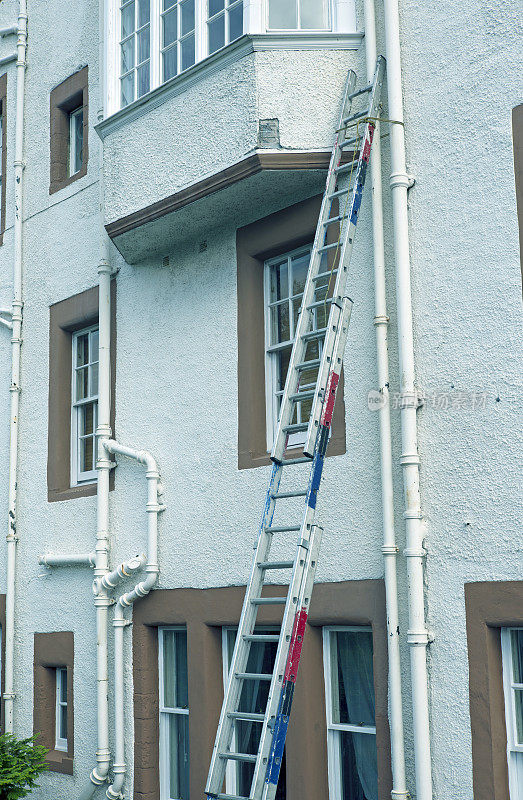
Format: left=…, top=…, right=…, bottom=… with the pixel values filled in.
left=137, top=62, right=150, bottom=97
left=163, top=45, right=178, bottom=80
left=181, top=0, right=195, bottom=34
left=90, top=362, right=99, bottom=396
left=331, top=630, right=375, bottom=727
left=163, top=8, right=178, bottom=46
left=137, top=27, right=150, bottom=63
left=60, top=670, right=67, bottom=703
left=270, top=303, right=290, bottom=346
left=163, top=0, right=176, bottom=8
left=181, top=34, right=195, bottom=69
left=208, top=15, right=225, bottom=53
left=79, top=435, right=94, bottom=473
left=76, top=333, right=89, bottom=366
left=209, top=0, right=224, bottom=15
left=338, top=729, right=378, bottom=800
left=121, top=2, right=135, bottom=38
left=270, top=261, right=289, bottom=303
left=91, top=330, right=99, bottom=363
left=291, top=251, right=309, bottom=296
left=60, top=703, right=68, bottom=740
left=229, top=2, right=243, bottom=41
left=80, top=403, right=95, bottom=437
left=511, top=629, right=523, bottom=683
left=73, top=111, right=83, bottom=173
left=163, top=630, right=188, bottom=709
left=268, top=0, right=297, bottom=29
left=76, top=367, right=89, bottom=400
left=300, top=0, right=328, bottom=29
left=169, top=713, right=189, bottom=800
left=121, top=37, right=135, bottom=74
left=138, top=0, right=150, bottom=26
left=515, top=689, right=523, bottom=744
left=121, top=72, right=135, bottom=107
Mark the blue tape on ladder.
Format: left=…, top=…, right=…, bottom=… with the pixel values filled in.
left=307, top=454, right=324, bottom=509
left=266, top=681, right=295, bottom=786
left=350, top=181, right=363, bottom=224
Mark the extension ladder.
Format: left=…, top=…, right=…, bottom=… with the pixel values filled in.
left=206, top=56, right=386, bottom=800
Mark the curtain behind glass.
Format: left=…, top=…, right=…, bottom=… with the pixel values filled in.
left=334, top=631, right=378, bottom=800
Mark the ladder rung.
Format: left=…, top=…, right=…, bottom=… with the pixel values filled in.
left=216, top=794, right=250, bottom=800
left=348, top=83, right=372, bottom=99
left=306, top=298, right=333, bottom=311
left=264, top=525, right=301, bottom=533
left=251, top=597, right=287, bottom=605
left=235, top=672, right=273, bottom=681
left=289, top=389, right=315, bottom=402
left=329, top=188, right=350, bottom=200
left=270, top=490, right=307, bottom=499
left=323, top=214, right=348, bottom=227
left=342, top=109, right=369, bottom=125
left=336, top=161, right=358, bottom=174
left=317, top=242, right=340, bottom=254
left=243, top=634, right=280, bottom=643
left=301, top=327, right=327, bottom=342
left=257, top=560, right=295, bottom=569
left=295, top=358, right=321, bottom=371
left=340, top=137, right=360, bottom=149
left=220, top=752, right=257, bottom=763
left=280, top=456, right=313, bottom=465
left=283, top=423, right=308, bottom=434
left=227, top=711, right=265, bottom=722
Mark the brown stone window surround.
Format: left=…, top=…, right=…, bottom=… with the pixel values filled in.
left=0, top=73, right=7, bottom=244
left=465, top=580, right=523, bottom=800
left=33, top=631, right=74, bottom=775
left=133, top=580, right=392, bottom=800
left=47, top=282, right=116, bottom=502
left=237, top=195, right=346, bottom=469
left=49, top=66, right=88, bottom=195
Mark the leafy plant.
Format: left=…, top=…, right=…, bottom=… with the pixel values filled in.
left=0, top=733, right=48, bottom=800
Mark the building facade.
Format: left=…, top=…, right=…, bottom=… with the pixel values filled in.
left=0, top=1, right=521, bottom=799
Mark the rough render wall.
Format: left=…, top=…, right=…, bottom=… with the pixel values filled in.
left=0, top=0, right=518, bottom=798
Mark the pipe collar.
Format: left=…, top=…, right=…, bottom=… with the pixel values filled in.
left=390, top=170, right=415, bottom=190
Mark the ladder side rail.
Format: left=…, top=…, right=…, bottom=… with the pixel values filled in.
left=247, top=496, right=320, bottom=795
left=206, top=464, right=284, bottom=797
left=261, top=524, right=324, bottom=800
left=304, top=59, right=385, bottom=456
left=270, top=70, right=358, bottom=464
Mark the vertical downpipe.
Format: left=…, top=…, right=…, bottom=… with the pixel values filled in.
left=382, top=0, right=433, bottom=797
left=4, top=0, right=27, bottom=735
left=363, top=2, right=408, bottom=798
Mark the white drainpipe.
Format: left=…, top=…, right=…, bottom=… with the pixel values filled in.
left=100, top=440, right=163, bottom=800
left=4, top=0, right=27, bottom=735
left=363, top=2, right=408, bottom=798
left=39, top=553, right=96, bottom=568
left=382, top=1, right=433, bottom=797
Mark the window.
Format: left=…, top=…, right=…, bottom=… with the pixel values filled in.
left=502, top=628, right=523, bottom=799
left=55, top=668, right=68, bottom=752
left=268, top=0, right=330, bottom=30
left=208, top=0, right=244, bottom=55
left=49, top=67, right=88, bottom=194
left=71, top=325, right=99, bottom=486
left=68, top=107, right=84, bottom=176
left=323, top=627, right=378, bottom=800
left=159, top=627, right=190, bottom=800
left=264, top=245, right=331, bottom=450
left=120, top=0, right=151, bottom=106
left=223, top=627, right=286, bottom=799
left=0, top=73, right=7, bottom=244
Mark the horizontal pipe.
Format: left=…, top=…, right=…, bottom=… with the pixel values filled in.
left=0, top=25, right=18, bottom=37
left=39, top=553, right=96, bottom=567
left=0, top=317, right=13, bottom=330
left=0, top=52, right=17, bottom=67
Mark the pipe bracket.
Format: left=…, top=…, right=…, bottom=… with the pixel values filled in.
left=403, top=546, right=426, bottom=558
left=406, top=629, right=430, bottom=646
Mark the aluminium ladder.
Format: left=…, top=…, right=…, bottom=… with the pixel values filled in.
left=206, top=56, right=386, bottom=800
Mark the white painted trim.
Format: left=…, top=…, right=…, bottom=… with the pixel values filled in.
left=69, top=107, right=83, bottom=177
left=501, top=627, right=523, bottom=800
left=158, top=626, right=189, bottom=800
left=55, top=667, right=68, bottom=752
left=96, top=31, right=363, bottom=139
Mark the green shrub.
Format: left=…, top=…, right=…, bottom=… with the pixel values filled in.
left=0, top=733, right=48, bottom=800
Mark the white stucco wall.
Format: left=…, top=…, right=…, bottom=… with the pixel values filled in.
left=0, top=0, right=519, bottom=798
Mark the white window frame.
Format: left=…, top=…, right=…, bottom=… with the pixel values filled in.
left=71, top=325, right=99, bottom=487
left=158, top=626, right=190, bottom=800
left=501, top=627, right=523, bottom=800
left=68, top=106, right=84, bottom=177
left=263, top=244, right=317, bottom=451
left=265, top=0, right=331, bottom=32
left=104, top=0, right=356, bottom=116
left=55, top=667, right=68, bottom=752
left=322, top=626, right=377, bottom=800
